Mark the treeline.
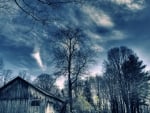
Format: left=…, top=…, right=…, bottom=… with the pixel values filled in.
left=0, top=59, right=30, bottom=86
left=0, top=29, right=149, bottom=113
left=34, top=46, right=150, bottom=113
left=0, top=46, right=150, bottom=113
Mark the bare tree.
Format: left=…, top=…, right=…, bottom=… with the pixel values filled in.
left=51, top=27, right=94, bottom=113
left=34, top=73, right=59, bottom=94
left=0, top=59, right=12, bottom=86
left=104, top=46, right=135, bottom=113
left=18, top=70, right=27, bottom=79
left=104, top=46, right=150, bottom=113
left=13, top=0, right=84, bottom=23
left=12, top=0, right=105, bottom=23
left=2, top=69, right=12, bottom=85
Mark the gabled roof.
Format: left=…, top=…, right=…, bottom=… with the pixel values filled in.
left=0, top=76, right=64, bottom=103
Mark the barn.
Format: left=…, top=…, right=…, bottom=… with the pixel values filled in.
left=0, top=76, right=65, bottom=113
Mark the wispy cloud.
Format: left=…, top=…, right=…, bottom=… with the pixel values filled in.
left=0, top=0, right=150, bottom=77
left=82, top=5, right=114, bottom=28
left=0, top=0, right=19, bottom=16
left=110, top=30, right=126, bottom=40
left=112, top=0, right=145, bottom=11
left=92, top=45, right=104, bottom=52
left=31, top=48, right=45, bottom=70
left=87, top=31, right=103, bottom=40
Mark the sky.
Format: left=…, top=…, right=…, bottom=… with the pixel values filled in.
left=0, top=0, right=150, bottom=79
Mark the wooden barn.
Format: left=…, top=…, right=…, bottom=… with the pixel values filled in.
left=0, top=76, right=65, bottom=113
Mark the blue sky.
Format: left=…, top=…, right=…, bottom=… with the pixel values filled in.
left=0, top=0, right=150, bottom=77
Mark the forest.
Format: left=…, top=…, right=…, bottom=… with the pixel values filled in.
left=0, top=0, right=150, bottom=113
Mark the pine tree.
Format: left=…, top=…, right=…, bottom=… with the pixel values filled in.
left=122, top=54, right=149, bottom=113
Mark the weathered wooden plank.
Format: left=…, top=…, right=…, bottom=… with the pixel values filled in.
left=0, top=77, right=63, bottom=113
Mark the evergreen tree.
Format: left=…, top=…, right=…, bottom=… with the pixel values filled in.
left=104, top=46, right=150, bottom=113
left=122, top=54, right=149, bottom=113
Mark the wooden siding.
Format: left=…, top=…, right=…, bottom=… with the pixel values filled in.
left=0, top=99, right=46, bottom=113
left=0, top=77, right=63, bottom=113
left=0, top=79, right=28, bottom=99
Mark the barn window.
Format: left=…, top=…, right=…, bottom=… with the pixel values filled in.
left=31, top=100, right=41, bottom=106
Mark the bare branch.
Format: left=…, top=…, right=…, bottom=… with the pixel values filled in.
left=14, top=0, right=61, bottom=24
left=37, top=0, right=84, bottom=5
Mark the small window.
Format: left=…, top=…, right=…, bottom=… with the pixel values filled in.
left=31, top=100, right=41, bottom=106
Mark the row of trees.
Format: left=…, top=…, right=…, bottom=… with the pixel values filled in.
left=0, top=59, right=13, bottom=86
left=32, top=28, right=150, bottom=113
left=0, top=58, right=30, bottom=86
left=103, top=47, right=150, bottom=113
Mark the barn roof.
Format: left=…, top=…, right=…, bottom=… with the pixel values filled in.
left=0, top=76, right=64, bottom=103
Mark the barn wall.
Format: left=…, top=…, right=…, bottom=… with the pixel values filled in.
left=0, top=99, right=47, bottom=113
left=0, top=99, right=28, bottom=113
left=0, top=80, right=28, bottom=99
left=28, top=99, right=45, bottom=113
left=28, top=86, right=46, bottom=99
left=0, top=78, right=61, bottom=113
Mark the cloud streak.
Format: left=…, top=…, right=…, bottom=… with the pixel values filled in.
left=112, top=0, right=145, bottom=11
left=83, top=5, right=114, bottom=28
left=0, top=0, right=150, bottom=76
left=31, top=49, right=45, bottom=70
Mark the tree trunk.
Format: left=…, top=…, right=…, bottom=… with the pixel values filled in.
left=68, top=76, right=73, bottom=113
left=68, top=39, right=73, bottom=113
